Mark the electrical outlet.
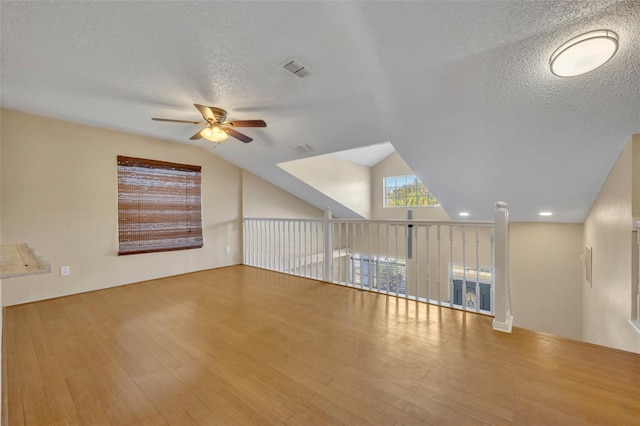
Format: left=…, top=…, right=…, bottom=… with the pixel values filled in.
left=225, top=246, right=231, bottom=254
left=60, top=266, right=70, bottom=276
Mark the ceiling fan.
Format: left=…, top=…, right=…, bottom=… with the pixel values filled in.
left=152, top=104, right=266, bottom=143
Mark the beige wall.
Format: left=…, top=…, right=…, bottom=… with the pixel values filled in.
left=510, top=223, right=584, bottom=340
left=1, top=109, right=243, bottom=306
left=371, top=152, right=451, bottom=221
left=631, top=135, right=640, bottom=323
left=583, top=136, right=640, bottom=353
left=241, top=170, right=326, bottom=273
left=278, top=155, right=371, bottom=218
left=242, top=170, right=324, bottom=219
left=0, top=110, right=3, bottom=417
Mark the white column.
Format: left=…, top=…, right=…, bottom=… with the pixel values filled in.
left=492, top=201, right=514, bottom=333
left=323, top=208, right=333, bottom=282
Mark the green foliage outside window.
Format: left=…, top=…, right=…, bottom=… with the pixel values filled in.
left=384, top=175, right=438, bottom=207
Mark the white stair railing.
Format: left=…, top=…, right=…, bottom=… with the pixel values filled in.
left=243, top=218, right=327, bottom=279
left=243, top=202, right=513, bottom=332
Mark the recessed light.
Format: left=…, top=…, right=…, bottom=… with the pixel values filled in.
left=459, top=212, right=469, bottom=217
left=539, top=211, right=553, bottom=217
left=550, top=30, right=618, bottom=77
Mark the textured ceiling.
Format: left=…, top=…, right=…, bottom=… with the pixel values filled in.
left=2, top=1, right=639, bottom=221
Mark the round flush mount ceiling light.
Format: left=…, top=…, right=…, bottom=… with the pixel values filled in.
left=550, top=30, right=618, bottom=77
left=458, top=212, right=470, bottom=217
left=539, top=211, right=553, bottom=217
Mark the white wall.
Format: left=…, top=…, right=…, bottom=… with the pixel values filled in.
left=1, top=109, right=243, bottom=306
left=583, top=136, right=640, bottom=353
left=510, top=223, right=584, bottom=340
left=371, top=152, right=451, bottom=221
left=278, top=155, right=372, bottom=218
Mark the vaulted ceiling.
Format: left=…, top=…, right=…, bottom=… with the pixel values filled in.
left=2, top=1, right=639, bottom=221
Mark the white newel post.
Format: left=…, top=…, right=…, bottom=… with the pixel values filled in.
left=493, top=201, right=514, bottom=333
left=323, top=208, right=333, bottom=282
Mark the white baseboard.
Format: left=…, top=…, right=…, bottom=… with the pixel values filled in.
left=492, top=314, right=514, bottom=333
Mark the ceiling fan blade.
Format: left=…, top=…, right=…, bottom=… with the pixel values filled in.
left=224, top=127, right=253, bottom=143
left=194, top=104, right=217, bottom=122
left=189, top=129, right=204, bottom=140
left=224, top=120, right=267, bottom=128
left=152, top=118, right=204, bottom=124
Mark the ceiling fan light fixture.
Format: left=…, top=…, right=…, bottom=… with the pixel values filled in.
left=200, top=125, right=229, bottom=143
left=153, top=104, right=262, bottom=143
left=550, top=30, right=618, bottom=77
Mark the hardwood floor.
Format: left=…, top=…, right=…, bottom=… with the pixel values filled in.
left=3, top=265, right=640, bottom=425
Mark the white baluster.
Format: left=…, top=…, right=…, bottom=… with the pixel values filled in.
left=395, top=224, right=399, bottom=296
left=338, top=223, right=342, bottom=284
left=277, top=220, right=280, bottom=271
left=375, top=224, right=379, bottom=291
left=475, top=228, right=481, bottom=313
left=287, top=220, right=291, bottom=273
left=415, top=225, right=419, bottom=301
left=272, top=220, right=275, bottom=271
left=462, top=226, right=466, bottom=312
left=368, top=223, right=372, bottom=291
left=437, top=225, right=441, bottom=306
left=426, top=225, right=431, bottom=303
left=449, top=226, right=454, bottom=307
left=386, top=224, right=390, bottom=295
left=361, top=222, right=365, bottom=289
left=252, top=219, right=256, bottom=267
left=347, top=225, right=352, bottom=285
left=259, top=220, right=262, bottom=268
left=324, top=208, right=333, bottom=282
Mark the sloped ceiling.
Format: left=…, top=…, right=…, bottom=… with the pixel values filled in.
left=328, top=142, right=396, bottom=167
left=1, top=1, right=639, bottom=222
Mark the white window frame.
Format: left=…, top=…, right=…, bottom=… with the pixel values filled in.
left=383, top=175, right=438, bottom=208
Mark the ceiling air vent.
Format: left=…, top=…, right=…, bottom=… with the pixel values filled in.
left=283, top=60, right=311, bottom=78
left=291, top=144, right=315, bottom=155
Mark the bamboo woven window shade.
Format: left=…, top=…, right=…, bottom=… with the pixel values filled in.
left=117, top=156, right=203, bottom=255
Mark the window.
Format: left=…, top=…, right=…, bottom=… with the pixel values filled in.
left=350, top=254, right=406, bottom=295
left=117, top=156, right=203, bottom=255
left=383, top=175, right=438, bottom=207
left=450, top=264, right=492, bottom=313
left=453, top=280, right=491, bottom=311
